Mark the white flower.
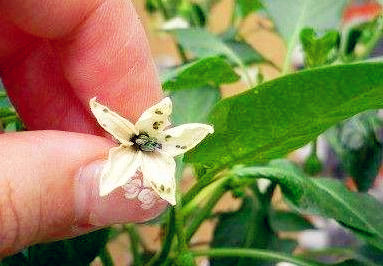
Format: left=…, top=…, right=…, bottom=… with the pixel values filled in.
left=89, top=97, right=214, bottom=205
left=161, top=16, right=190, bottom=30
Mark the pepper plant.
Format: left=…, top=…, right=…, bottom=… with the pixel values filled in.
left=2, top=0, right=383, bottom=265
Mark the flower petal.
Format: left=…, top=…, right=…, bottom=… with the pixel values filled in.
left=137, top=189, right=157, bottom=209
left=123, top=178, right=142, bottom=199
left=135, top=97, right=172, bottom=137
left=160, top=123, right=214, bottom=157
left=90, top=97, right=138, bottom=144
left=99, top=146, right=142, bottom=196
left=141, top=152, right=176, bottom=205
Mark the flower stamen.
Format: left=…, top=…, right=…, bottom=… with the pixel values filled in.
left=131, top=133, right=162, bottom=152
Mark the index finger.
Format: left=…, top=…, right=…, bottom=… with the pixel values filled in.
left=0, top=0, right=162, bottom=123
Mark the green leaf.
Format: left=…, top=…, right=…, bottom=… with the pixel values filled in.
left=300, top=28, right=340, bottom=67
left=359, top=244, right=383, bottom=265
left=262, top=0, right=347, bottom=71
left=162, top=57, right=239, bottom=91
left=303, top=151, right=323, bottom=176
left=235, top=0, right=263, bottom=18
left=160, top=57, right=222, bottom=126
left=341, top=16, right=383, bottom=61
left=170, top=86, right=220, bottom=125
left=171, top=28, right=245, bottom=67
left=326, top=111, right=383, bottom=192
left=234, top=161, right=383, bottom=249
left=186, top=62, right=383, bottom=179
left=269, top=210, right=315, bottom=232
left=0, top=107, right=16, bottom=117
left=28, top=228, right=110, bottom=266
left=0, top=252, right=28, bottom=266
left=211, top=196, right=297, bottom=266
left=332, top=259, right=374, bottom=266
left=224, top=40, right=264, bottom=65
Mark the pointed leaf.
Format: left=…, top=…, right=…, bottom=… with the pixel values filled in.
left=162, top=57, right=239, bottom=91
left=234, top=161, right=383, bottom=249
left=186, top=62, right=383, bottom=179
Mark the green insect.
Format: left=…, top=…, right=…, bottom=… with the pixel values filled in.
left=132, top=133, right=162, bottom=152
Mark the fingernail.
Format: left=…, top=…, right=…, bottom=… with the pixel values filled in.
left=73, top=160, right=167, bottom=229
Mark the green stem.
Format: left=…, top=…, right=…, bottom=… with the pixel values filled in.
left=125, top=224, right=142, bottom=266
left=147, top=158, right=185, bottom=265
left=182, top=169, right=225, bottom=205
left=182, top=176, right=230, bottom=217
left=99, top=246, right=114, bottom=266
left=175, top=190, right=187, bottom=252
left=312, top=139, right=317, bottom=155
left=157, top=0, right=170, bottom=20
left=185, top=180, right=228, bottom=241
left=173, top=158, right=187, bottom=252
left=146, top=210, right=176, bottom=266
left=176, top=43, right=188, bottom=64
left=191, top=248, right=321, bottom=266
left=264, top=58, right=282, bottom=72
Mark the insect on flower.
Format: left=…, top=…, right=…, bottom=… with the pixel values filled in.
left=89, top=97, right=214, bottom=205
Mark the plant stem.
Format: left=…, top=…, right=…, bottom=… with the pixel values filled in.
left=146, top=209, right=176, bottom=266
left=125, top=224, right=142, bottom=266
left=175, top=190, right=187, bottom=252
left=264, top=58, right=282, bottom=72
left=185, top=180, right=228, bottom=241
left=182, top=169, right=226, bottom=205
left=157, top=0, right=170, bottom=20
left=147, top=158, right=185, bottom=265
left=99, top=246, right=114, bottom=266
left=182, top=176, right=230, bottom=217
left=191, top=248, right=321, bottom=266
left=174, top=157, right=188, bottom=252
left=176, top=43, right=188, bottom=64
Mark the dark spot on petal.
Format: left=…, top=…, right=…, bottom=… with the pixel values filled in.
left=153, top=122, right=160, bottom=129
left=102, top=123, right=107, bottom=127
left=176, top=145, right=180, bottom=148
left=165, top=135, right=171, bottom=141
left=155, top=110, right=163, bottom=115
left=166, top=188, right=171, bottom=193
left=102, top=108, right=108, bottom=112
left=181, top=146, right=187, bottom=149
left=160, top=184, right=165, bottom=191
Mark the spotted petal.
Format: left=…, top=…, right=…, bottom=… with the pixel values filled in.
left=99, top=146, right=142, bottom=196
left=141, top=152, right=176, bottom=205
left=90, top=97, right=138, bottom=145
left=135, top=97, right=172, bottom=137
left=160, top=123, right=214, bottom=157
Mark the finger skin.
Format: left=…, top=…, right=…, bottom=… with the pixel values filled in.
left=0, top=131, right=167, bottom=257
left=1, top=41, right=102, bottom=133
left=0, top=0, right=162, bottom=131
left=0, top=0, right=103, bottom=39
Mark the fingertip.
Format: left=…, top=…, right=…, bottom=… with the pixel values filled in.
left=74, top=161, right=168, bottom=227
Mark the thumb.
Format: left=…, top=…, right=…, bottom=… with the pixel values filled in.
left=0, top=130, right=167, bottom=257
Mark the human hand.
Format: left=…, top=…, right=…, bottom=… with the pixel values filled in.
left=0, top=0, right=167, bottom=257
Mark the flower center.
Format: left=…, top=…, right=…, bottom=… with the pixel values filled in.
left=131, top=133, right=162, bottom=152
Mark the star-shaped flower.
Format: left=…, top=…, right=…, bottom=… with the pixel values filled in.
left=89, top=97, right=214, bottom=205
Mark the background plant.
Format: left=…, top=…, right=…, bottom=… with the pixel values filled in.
left=2, top=0, right=383, bottom=265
